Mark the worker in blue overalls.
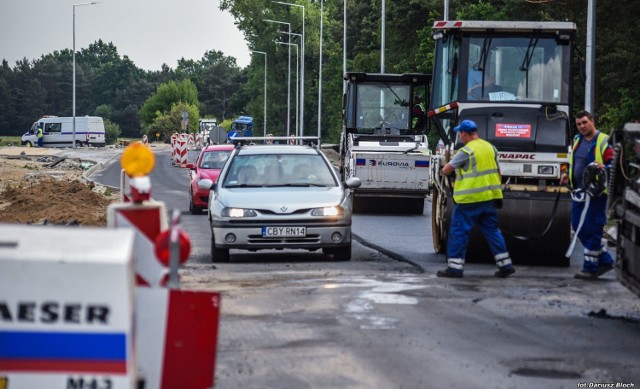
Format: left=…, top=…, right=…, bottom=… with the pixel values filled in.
left=436, top=119, right=516, bottom=278
left=561, top=110, right=614, bottom=280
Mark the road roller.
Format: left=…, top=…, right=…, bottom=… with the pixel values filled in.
left=428, top=20, right=578, bottom=266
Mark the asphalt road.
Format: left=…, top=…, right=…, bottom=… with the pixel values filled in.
left=90, top=146, right=640, bottom=388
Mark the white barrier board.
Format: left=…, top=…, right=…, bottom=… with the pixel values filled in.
left=0, top=225, right=136, bottom=389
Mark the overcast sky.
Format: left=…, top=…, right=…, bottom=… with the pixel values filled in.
left=0, top=0, right=251, bottom=71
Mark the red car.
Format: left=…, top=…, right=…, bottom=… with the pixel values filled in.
left=187, top=144, right=234, bottom=214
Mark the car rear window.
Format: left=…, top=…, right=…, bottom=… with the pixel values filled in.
left=199, top=151, right=231, bottom=169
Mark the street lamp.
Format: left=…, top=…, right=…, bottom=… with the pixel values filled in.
left=343, top=0, right=347, bottom=95
left=279, top=31, right=302, bottom=138
left=264, top=19, right=292, bottom=136
left=381, top=0, right=385, bottom=73
left=251, top=51, right=268, bottom=137
left=275, top=41, right=299, bottom=137
left=273, top=1, right=305, bottom=136
left=585, top=0, right=596, bottom=112
left=73, top=1, right=99, bottom=149
left=318, top=0, right=324, bottom=139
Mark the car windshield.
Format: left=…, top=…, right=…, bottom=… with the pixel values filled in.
left=223, top=153, right=338, bottom=188
left=199, top=151, right=230, bottom=169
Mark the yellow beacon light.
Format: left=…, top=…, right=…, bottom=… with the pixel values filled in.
left=121, top=141, right=155, bottom=177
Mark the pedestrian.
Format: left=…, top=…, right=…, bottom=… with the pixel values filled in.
left=560, top=110, right=614, bottom=280
left=36, top=125, right=44, bottom=147
left=436, top=119, right=515, bottom=278
left=411, top=94, right=426, bottom=133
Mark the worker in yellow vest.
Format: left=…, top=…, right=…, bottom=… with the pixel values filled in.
left=37, top=125, right=44, bottom=147
left=411, top=94, right=426, bottom=133
left=560, top=110, right=614, bottom=279
left=437, top=119, right=515, bottom=278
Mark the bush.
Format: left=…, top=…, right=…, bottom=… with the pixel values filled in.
left=104, top=119, right=121, bottom=145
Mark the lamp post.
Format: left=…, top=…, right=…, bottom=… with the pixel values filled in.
left=279, top=31, right=303, bottom=138
left=274, top=41, right=300, bottom=136
left=73, top=1, right=99, bottom=149
left=343, top=0, right=347, bottom=95
left=585, top=0, right=596, bottom=112
left=275, top=41, right=299, bottom=137
left=264, top=19, right=292, bottom=136
left=381, top=0, right=385, bottom=73
left=318, top=0, right=324, bottom=140
left=273, top=1, right=304, bottom=136
left=252, top=51, right=268, bottom=137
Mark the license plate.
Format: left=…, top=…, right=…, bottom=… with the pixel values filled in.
left=262, top=226, right=306, bottom=237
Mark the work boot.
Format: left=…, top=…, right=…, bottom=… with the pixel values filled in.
left=494, top=266, right=516, bottom=278
left=436, top=268, right=463, bottom=278
left=596, top=264, right=614, bottom=276
left=574, top=271, right=599, bottom=280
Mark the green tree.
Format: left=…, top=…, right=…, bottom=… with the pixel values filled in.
left=148, top=102, right=199, bottom=142
left=139, top=79, right=199, bottom=128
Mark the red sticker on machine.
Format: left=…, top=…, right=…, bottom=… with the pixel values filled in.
left=495, top=123, right=531, bottom=138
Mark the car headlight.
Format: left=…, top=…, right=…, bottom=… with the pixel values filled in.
left=311, top=206, right=342, bottom=217
left=221, top=207, right=257, bottom=218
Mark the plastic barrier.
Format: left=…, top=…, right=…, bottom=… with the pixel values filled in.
left=173, top=137, right=188, bottom=167
left=170, top=133, right=178, bottom=165
left=0, top=226, right=137, bottom=389
left=108, top=201, right=169, bottom=287
left=136, top=288, right=220, bottom=389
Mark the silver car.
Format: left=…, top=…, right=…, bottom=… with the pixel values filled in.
left=198, top=143, right=361, bottom=262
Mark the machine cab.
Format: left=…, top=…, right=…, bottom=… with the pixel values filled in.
left=343, top=72, right=431, bottom=138
left=429, top=21, right=577, bottom=152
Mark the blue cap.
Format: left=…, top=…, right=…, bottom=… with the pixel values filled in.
left=453, top=120, right=478, bottom=132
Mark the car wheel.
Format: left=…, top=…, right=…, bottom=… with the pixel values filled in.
left=210, top=233, right=230, bottom=262
left=323, top=245, right=351, bottom=261
left=25, top=141, right=32, bottom=148
left=189, top=196, right=201, bottom=215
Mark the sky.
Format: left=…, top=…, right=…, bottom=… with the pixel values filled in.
left=0, top=0, right=252, bottom=71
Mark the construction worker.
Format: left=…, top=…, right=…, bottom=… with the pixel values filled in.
left=436, top=119, right=515, bottom=278
left=561, top=110, right=614, bottom=280
left=36, top=125, right=44, bottom=147
left=411, top=94, right=426, bottom=133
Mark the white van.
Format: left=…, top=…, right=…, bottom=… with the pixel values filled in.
left=21, top=116, right=106, bottom=147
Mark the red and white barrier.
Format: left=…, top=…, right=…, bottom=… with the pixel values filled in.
left=173, top=137, right=188, bottom=167
left=170, top=133, right=178, bottom=164
left=136, top=288, right=220, bottom=389
left=107, top=202, right=169, bottom=287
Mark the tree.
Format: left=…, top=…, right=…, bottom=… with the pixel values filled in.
left=139, top=79, right=199, bottom=128
left=148, top=102, right=199, bottom=142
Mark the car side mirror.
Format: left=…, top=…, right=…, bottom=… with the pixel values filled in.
left=344, top=177, right=362, bottom=189
left=198, top=178, right=215, bottom=191
left=186, top=163, right=195, bottom=169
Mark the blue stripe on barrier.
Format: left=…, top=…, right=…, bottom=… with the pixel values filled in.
left=0, top=331, right=127, bottom=360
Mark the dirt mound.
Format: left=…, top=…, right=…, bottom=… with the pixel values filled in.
left=0, top=175, right=115, bottom=226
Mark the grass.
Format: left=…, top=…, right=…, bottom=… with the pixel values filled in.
left=0, top=136, right=23, bottom=147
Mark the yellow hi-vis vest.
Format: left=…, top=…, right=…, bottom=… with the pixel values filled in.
left=568, top=131, right=609, bottom=189
left=412, top=103, right=425, bottom=128
left=453, top=138, right=503, bottom=204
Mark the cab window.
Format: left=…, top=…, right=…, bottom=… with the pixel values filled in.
left=45, top=123, right=62, bottom=133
